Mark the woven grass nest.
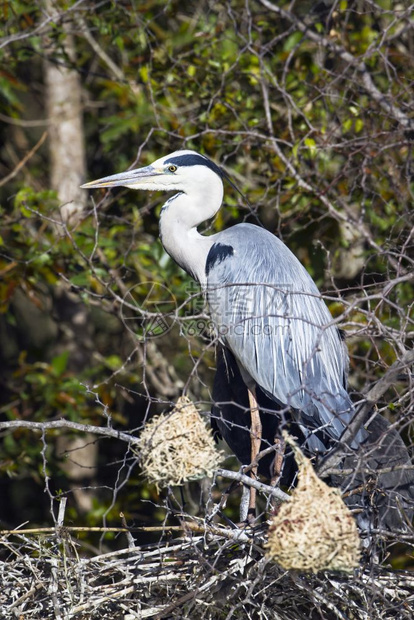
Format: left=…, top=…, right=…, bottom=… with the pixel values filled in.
left=138, top=396, right=223, bottom=490
left=266, top=433, right=361, bottom=574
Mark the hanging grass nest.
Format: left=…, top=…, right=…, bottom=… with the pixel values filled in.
left=138, top=396, right=223, bottom=490
left=266, top=432, right=361, bottom=574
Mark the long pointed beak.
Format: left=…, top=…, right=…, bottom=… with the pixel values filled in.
left=80, top=165, right=159, bottom=189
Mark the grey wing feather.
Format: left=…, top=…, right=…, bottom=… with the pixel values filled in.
left=206, top=223, right=365, bottom=446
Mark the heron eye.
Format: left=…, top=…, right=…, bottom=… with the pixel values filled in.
left=167, top=165, right=177, bottom=173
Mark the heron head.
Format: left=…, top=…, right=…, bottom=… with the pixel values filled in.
left=81, top=150, right=225, bottom=194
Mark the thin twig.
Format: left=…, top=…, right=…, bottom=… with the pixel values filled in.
left=0, top=131, right=47, bottom=187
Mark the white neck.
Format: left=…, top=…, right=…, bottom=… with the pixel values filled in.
left=159, top=181, right=223, bottom=285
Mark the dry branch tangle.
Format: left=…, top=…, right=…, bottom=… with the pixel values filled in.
left=2, top=527, right=414, bottom=619
left=258, top=0, right=414, bottom=132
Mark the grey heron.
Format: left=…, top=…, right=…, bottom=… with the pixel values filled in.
left=81, top=149, right=410, bottom=524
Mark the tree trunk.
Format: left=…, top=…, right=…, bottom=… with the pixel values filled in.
left=43, top=1, right=86, bottom=227
left=42, top=2, right=97, bottom=514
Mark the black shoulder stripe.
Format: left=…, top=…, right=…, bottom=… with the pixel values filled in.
left=164, top=154, right=225, bottom=178
left=338, top=328, right=346, bottom=341
left=206, top=243, right=234, bottom=276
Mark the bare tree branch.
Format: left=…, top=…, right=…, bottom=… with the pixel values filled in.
left=0, top=419, right=139, bottom=446
left=74, top=14, right=126, bottom=83
left=216, top=468, right=290, bottom=503
left=0, top=131, right=48, bottom=187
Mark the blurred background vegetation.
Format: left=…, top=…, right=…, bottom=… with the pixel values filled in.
left=0, top=0, right=413, bottom=559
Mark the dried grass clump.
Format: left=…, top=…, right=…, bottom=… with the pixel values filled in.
left=138, top=396, right=223, bottom=489
left=266, top=433, right=361, bottom=573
